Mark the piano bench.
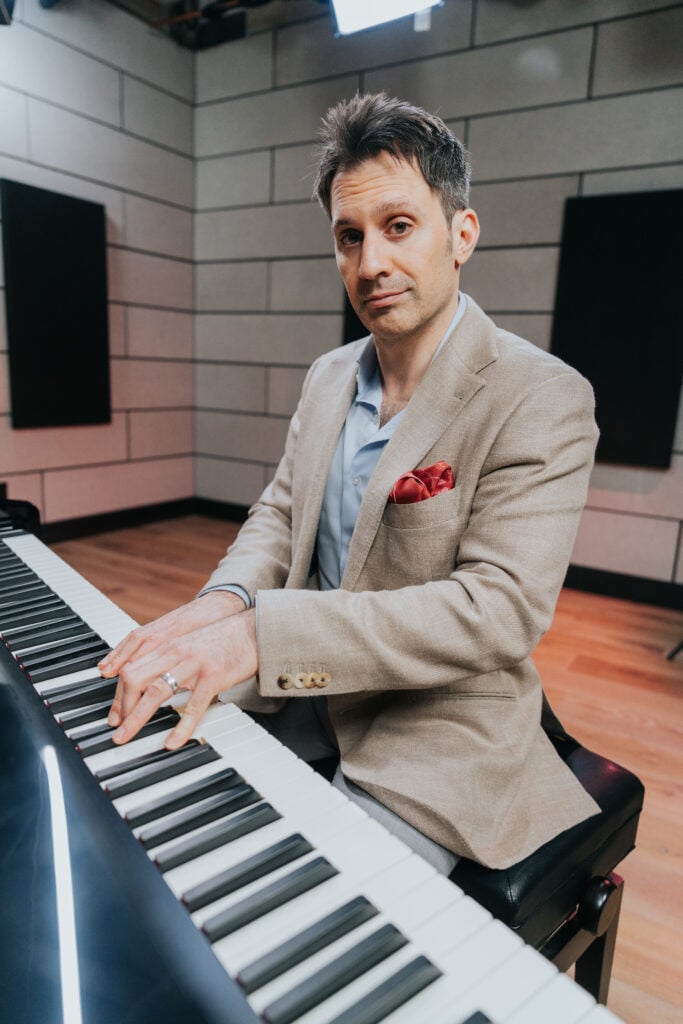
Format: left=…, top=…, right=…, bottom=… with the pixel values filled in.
left=449, top=738, right=644, bottom=1006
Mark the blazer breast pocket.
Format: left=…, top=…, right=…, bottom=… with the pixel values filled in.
left=376, top=487, right=464, bottom=585
left=382, top=484, right=460, bottom=529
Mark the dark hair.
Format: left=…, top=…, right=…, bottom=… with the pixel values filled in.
left=314, top=92, right=471, bottom=221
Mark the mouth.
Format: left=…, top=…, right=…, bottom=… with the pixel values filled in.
left=364, top=290, right=405, bottom=310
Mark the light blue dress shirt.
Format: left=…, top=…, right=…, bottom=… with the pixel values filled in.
left=316, top=294, right=467, bottom=590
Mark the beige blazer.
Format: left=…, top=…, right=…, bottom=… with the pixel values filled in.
left=206, top=296, right=600, bottom=868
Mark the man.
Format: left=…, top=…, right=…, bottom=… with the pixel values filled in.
left=100, top=93, right=599, bottom=872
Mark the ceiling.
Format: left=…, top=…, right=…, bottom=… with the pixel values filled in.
left=103, top=0, right=329, bottom=49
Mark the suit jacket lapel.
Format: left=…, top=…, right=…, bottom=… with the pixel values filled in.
left=341, top=300, right=499, bottom=591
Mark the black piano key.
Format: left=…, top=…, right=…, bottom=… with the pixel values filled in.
left=124, top=765, right=244, bottom=826
left=155, top=802, right=281, bottom=873
left=0, top=568, right=35, bottom=584
left=2, top=615, right=82, bottom=646
left=237, top=896, right=379, bottom=995
left=94, top=741, right=204, bottom=782
left=105, top=742, right=220, bottom=800
left=326, top=955, right=442, bottom=1024
left=5, top=614, right=86, bottom=647
left=261, top=923, right=408, bottom=1024
left=69, top=705, right=178, bottom=744
left=0, top=579, right=43, bottom=598
left=0, top=600, right=71, bottom=631
left=202, top=857, right=338, bottom=944
left=74, top=708, right=180, bottom=757
left=19, top=634, right=103, bottom=669
left=43, top=677, right=118, bottom=711
left=182, top=833, right=314, bottom=913
left=459, top=1015, right=495, bottom=1024
left=0, top=589, right=56, bottom=615
left=12, top=627, right=97, bottom=660
left=138, top=783, right=260, bottom=849
left=26, top=646, right=111, bottom=683
left=0, top=567, right=34, bottom=585
left=55, top=700, right=114, bottom=729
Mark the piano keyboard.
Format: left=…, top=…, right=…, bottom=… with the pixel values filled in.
left=0, top=531, right=625, bottom=1024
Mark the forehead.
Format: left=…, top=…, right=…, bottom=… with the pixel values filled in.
left=330, top=152, right=435, bottom=223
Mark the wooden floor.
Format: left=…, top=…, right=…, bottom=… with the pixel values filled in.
left=52, top=515, right=683, bottom=1024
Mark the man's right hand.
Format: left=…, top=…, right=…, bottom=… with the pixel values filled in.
left=98, top=589, right=247, bottom=683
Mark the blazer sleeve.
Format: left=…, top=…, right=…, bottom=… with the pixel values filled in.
left=255, top=369, right=598, bottom=697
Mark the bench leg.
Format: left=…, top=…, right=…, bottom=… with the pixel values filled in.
left=574, top=874, right=624, bottom=1004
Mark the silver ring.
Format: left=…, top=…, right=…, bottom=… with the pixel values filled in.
left=161, top=671, right=180, bottom=695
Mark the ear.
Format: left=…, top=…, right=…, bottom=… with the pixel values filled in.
left=451, top=208, right=480, bottom=268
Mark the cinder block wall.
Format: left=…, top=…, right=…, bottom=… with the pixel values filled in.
left=194, top=0, right=683, bottom=586
left=0, top=0, right=194, bottom=522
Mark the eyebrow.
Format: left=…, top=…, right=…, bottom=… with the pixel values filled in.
left=332, top=196, right=418, bottom=232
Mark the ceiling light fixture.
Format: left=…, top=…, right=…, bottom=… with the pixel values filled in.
left=330, top=0, right=442, bottom=36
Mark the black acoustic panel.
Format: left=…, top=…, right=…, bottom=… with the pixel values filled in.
left=550, top=190, right=682, bottom=469
left=0, top=0, right=14, bottom=26
left=343, top=292, right=368, bottom=344
left=1, top=178, right=111, bottom=429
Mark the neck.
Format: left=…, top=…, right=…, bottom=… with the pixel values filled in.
left=374, top=291, right=460, bottom=406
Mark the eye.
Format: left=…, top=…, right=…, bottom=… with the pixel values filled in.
left=389, top=220, right=411, bottom=236
left=337, top=229, right=362, bottom=248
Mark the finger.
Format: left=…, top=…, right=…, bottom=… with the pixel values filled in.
left=117, top=654, right=176, bottom=722
left=164, top=686, right=213, bottom=750
left=112, top=662, right=192, bottom=745
left=107, top=680, right=123, bottom=727
left=99, top=627, right=150, bottom=677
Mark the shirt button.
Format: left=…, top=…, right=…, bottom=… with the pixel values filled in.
left=352, top=477, right=360, bottom=487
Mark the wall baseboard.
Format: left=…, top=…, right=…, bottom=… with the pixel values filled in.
left=41, top=500, right=682, bottom=610
left=564, top=565, right=682, bottom=611
left=42, top=498, right=249, bottom=544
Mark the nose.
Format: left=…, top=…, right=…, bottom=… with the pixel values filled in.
left=358, top=233, right=391, bottom=280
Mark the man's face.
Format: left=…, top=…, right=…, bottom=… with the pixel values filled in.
left=330, top=152, right=470, bottom=350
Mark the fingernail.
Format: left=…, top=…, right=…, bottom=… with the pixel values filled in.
left=112, top=728, right=125, bottom=743
left=108, top=711, right=120, bottom=727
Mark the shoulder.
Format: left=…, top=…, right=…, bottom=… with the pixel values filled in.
left=461, top=295, right=592, bottom=394
left=300, top=335, right=369, bottom=395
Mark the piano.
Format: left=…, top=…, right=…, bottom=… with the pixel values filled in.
left=0, top=527, right=625, bottom=1024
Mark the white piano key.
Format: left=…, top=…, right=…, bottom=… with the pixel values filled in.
left=162, top=797, right=362, bottom=898
left=249, top=918, right=409, bottom=1016
left=83, top=729, right=175, bottom=773
left=435, top=944, right=557, bottom=1024
left=190, top=816, right=408, bottom=933
left=243, top=875, right=474, bottom=1021
left=4, top=534, right=135, bottom=646
left=288, top=942, right=429, bottom=1024
left=33, top=666, right=105, bottom=695
left=212, top=839, right=420, bottom=976
left=246, top=872, right=464, bottom=1014
left=380, top=915, right=521, bottom=1024
left=112, top=755, right=232, bottom=815
left=190, top=848, right=326, bottom=928
left=226, top=853, right=439, bottom=980
left=503, top=970, right=596, bottom=1024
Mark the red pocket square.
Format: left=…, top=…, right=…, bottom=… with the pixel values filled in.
left=388, top=460, right=455, bottom=504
